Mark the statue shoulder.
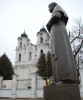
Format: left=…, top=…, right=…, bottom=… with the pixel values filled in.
left=53, top=5, right=68, bottom=18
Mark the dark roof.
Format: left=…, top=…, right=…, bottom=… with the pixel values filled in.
left=39, top=27, right=47, bottom=32
left=21, top=30, right=27, bottom=37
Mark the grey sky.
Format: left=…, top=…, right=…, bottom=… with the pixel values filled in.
left=0, top=0, right=83, bottom=65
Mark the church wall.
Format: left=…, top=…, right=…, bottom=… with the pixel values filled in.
left=43, top=33, right=49, bottom=43
left=15, top=49, right=26, bottom=62
left=36, top=44, right=50, bottom=59
left=17, top=37, right=21, bottom=48
left=37, top=32, right=49, bottom=45
left=14, top=64, right=35, bottom=79
left=22, top=37, right=28, bottom=47
left=26, top=44, right=36, bottom=61
left=17, top=37, right=27, bottom=49
left=17, top=68, right=28, bottom=79
left=15, top=44, right=36, bottom=64
left=36, top=34, right=40, bottom=45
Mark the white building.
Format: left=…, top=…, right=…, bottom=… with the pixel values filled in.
left=14, top=27, right=50, bottom=89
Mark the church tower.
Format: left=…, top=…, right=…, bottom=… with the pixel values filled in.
left=14, top=30, right=36, bottom=89
left=15, top=30, right=30, bottom=62
left=37, top=26, right=49, bottom=45
left=36, top=26, right=50, bottom=59
left=14, top=27, right=50, bottom=89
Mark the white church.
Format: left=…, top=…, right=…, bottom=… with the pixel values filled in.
left=14, top=26, right=50, bottom=90
left=0, top=27, right=51, bottom=98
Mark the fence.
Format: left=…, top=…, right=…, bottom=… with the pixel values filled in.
left=1, top=71, right=83, bottom=98
left=0, top=72, right=43, bottom=98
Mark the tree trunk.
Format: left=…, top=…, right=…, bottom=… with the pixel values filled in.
left=45, top=79, right=48, bottom=85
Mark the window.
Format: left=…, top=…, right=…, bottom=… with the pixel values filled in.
left=29, top=52, right=32, bottom=60
left=40, top=50, right=43, bottom=55
left=28, top=86, right=31, bottom=89
left=20, top=42, right=22, bottom=47
left=40, top=37, right=43, bottom=43
left=19, top=54, right=21, bottom=61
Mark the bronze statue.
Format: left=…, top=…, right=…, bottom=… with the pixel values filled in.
left=46, top=2, right=77, bottom=83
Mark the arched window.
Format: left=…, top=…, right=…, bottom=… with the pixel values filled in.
left=40, top=37, right=43, bottom=43
left=29, top=52, right=32, bottom=60
left=20, top=42, right=22, bottom=47
left=19, top=54, right=21, bottom=61
left=40, top=50, right=43, bottom=55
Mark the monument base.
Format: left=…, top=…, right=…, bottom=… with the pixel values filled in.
left=44, top=84, right=81, bottom=100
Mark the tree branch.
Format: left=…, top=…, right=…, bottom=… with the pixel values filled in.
left=71, top=37, right=80, bottom=44
left=74, top=40, right=83, bottom=59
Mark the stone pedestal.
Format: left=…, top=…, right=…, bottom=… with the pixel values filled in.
left=44, top=84, right=81, bottom=100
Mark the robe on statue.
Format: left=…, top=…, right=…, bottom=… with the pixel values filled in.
left=46, top=5, right=77, bottom=82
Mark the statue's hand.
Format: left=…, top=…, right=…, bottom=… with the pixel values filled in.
left=46, top=15, right=60, bottom=32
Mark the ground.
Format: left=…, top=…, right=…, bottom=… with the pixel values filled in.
left=0, top=98, right=43, bottom=100
left=0, top=98, right=83, bottom=100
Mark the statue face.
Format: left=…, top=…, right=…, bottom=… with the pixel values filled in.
left=48, top=4, right=55, bottom=13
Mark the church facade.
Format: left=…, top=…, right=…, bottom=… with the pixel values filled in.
left=14, top=27, right=50, bottom=89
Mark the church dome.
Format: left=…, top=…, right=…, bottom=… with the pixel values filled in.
left=21, top=31, right=27, bottom=37
left=39, top=26, right=47, bottom=32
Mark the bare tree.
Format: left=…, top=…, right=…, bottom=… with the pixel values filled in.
left=69, top=18, right=83, bottom=82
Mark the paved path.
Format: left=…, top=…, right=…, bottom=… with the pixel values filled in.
left=0, top=98, right=43, bottom=100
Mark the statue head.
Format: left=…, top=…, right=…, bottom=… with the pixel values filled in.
left=48, top=2, right=57, bottom=13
